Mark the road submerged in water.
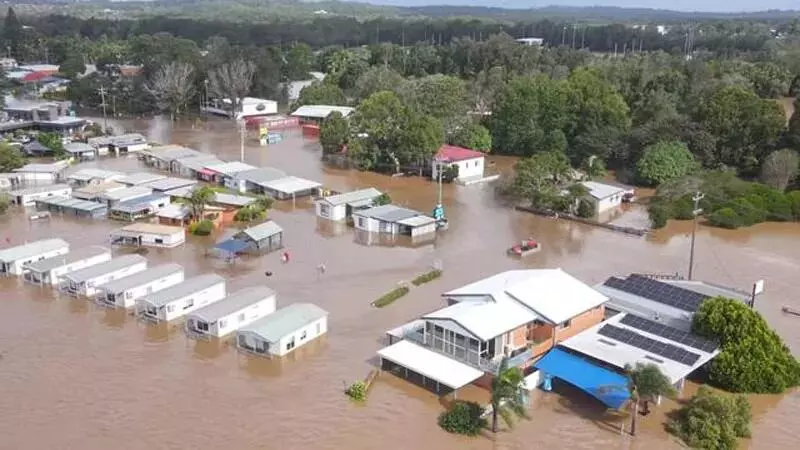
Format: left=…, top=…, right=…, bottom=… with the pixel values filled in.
left=0, top=117, right=797, bottom=450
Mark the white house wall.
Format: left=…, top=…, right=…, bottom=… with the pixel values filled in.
left=432, top=157, right=485, bottom=181
left=27, top=251, right=112, bottom=286
left=103, top=271, right=185, bottom=308
left=159, top=283, right=227, bottom=322
left=315, top=202, right=347, bottom=221
left=139, top=231, right=185, bottom=248
left=5, top=247, right=70, bottom=276
left=69, top=262, right=148, bottom=297
left=410, top=223, right=437, bottom=237
left=14, top=187, right=72, bottom=206
left=275, top=317, right=328, bottom=357
left=16, top=172, right=58, bottom=184
left=207, top=296, right=277, bottom=338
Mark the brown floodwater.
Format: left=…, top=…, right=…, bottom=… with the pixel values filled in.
left=0, top=117, right=798, bottom=450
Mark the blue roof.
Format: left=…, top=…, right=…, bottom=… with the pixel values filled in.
left=214, top=239, right=251, bottom=254
left=534, top=348, right=630, bottom=409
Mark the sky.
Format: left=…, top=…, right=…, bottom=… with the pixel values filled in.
left=358, top=1, right=799, bottom=13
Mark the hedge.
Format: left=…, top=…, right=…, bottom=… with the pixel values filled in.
left=372, top=286, right=410, bottom=308
left=411, top=269, right=442, bottom=286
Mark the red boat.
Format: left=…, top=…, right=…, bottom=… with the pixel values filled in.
left=507, top=238, right=541, bottom=257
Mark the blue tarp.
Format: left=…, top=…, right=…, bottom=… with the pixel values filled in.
left=214, top=239, right=251, bottom=254
left=533, top=348, right=630, bottom=409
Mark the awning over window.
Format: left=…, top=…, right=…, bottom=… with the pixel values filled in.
left=378, top=340, right=484, bottom=390
left=214, top=239, right=251, bottom=254
left=534, top=348, right=630, bottom=409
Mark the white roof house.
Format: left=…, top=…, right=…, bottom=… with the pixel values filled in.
left=423, top=298, right=537, bottom=342
left=291, top=105, right=354, bottom=120
left=0, top=238, right=70, bottom=276
left=259, top=176, right=322, bottom=199
left=117, top=172, right=167, bottom=187
left=237, top=302, right=328, bottom=357
left=72, top=181, right=126, bottom=200
left=61, top=254, right=148, bottom=297
left=98, top=263, right=185, bottom=308
left=67, top=168, right=124, bottom=185
left=318, top=188, right=383, bottom=207
left=23, top=246, right=111, bottom=286
left=9, top=184, right=72, bottom=206
left=186, top=286, right=277, bottom=339
left=136, top=274, right=227, bottom=322
left=100, top=186, right=153, bottom=205
left=143, top=177, right=197, bottom=192
left=204, top=161, right=257, bottom=177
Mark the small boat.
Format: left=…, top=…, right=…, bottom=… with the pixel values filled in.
left=507, top=238, right=541, bottom=257
left=28, top=211, right=51, bottom=221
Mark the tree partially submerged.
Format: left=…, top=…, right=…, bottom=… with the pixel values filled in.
left=489, top=358, right=529, bottom=433
left=692, top=296, right=800, bottom=393
left=208, top=58, right=256, bottom=118
left=667, top=386, right=751, bottom=450
left=145, top=61, right=196, bottom=120
left=625, top=363, right=677, bottom=436
left=319, top=111, right=349, bottom=155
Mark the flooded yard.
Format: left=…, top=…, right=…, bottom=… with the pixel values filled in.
left=0, top=117, right=798, bottom=450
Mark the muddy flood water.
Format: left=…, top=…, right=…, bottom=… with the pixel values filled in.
left=0, top=117, right=798, bottom=450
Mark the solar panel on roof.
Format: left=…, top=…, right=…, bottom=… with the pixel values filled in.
left=597, top=324, right=702, bottom=366
left=619, top=315, right=718, bottom=353
left=602, top=275, right=710, bottom=313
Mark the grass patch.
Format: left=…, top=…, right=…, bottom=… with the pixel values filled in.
left=411, top=269, right=442, bottom=286
left=372, top=286, right=410, bottom=308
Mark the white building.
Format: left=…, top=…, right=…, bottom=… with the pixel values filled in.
left=315, top=187, right=383, bottom=222
left=352, top=204, right=437, bottom=237
left=237, top=303, right=328, bottom=357
left=116, top=172, right=166, bottom=187
left=72, top=181, right=126, bottom=201
left=259, top=176, right=322, bottom=201
left=580, top=181, right=635, bottom=215
left=136, top=274, right=227, bottom=322
left=8, top=184, right=72, bottom=206
left=516, top=37, right=544, bottom=46
left=98, top=263, right=185, bottom=308
left=13, top=161, right=70, bottom=185
left=236, top=97, right=278, bottom=121
left=61, top=254, right=148, bottom=297
left=142, top=177, right=197, bottom=193
left=0, top=238, right=70, bottom=276
left=67, top=168, right=124, bottom=187
left=432, top=145, right=485, bottom=182
left=23, top=246, right=111, bottom=286
left=109, top=133, right=149, bottom=155
left=63, top=142, right=97, bottom=161
left=109, top=223, right=186, bottom=248
left=185, top=286, right=277, bottom=339
left=99, top=185, right=153, bottom=207
left=290, top=105, right=355, bottom=122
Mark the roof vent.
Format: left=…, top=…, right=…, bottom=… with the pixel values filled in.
left=644, top=355, right=664, bottom=364
left=598, top=338, right=618, bottom=347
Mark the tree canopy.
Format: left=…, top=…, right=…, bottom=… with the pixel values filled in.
left=667, top=386, right=752, bottom=450
left=635, top=140, right=696, bottom=186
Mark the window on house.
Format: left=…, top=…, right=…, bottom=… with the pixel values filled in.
left=316, top=323, right=321, bottom=334
left=183, top=298, right=194, bottom=310
left=167, top=304, right=176, bottom=313
left=557, top=319, right=572, bottom=330
left=154, top=238, right=164, bottom=244
left=319, top=204, right=330, bottom=217
left=301, top=330, right=307, bottom=340
left=357, top=217, right=366, bottom=228
left=286, top=337, right=296, bottom=351
left=238, top=313, right=246, bottom=323
left=219, top=319, right=227, bottom=329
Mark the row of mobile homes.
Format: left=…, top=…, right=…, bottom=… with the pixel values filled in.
left=72, top=181, right=125, bottom=201
left=12, top=161, right=69, bottom=185
left=315, top=188, right=383, bottom=222
left=237, top=303, right=328, bottom=357
left=61, top=254, right=148, bottom=297
left=8, top=184, right=72, bottom=206
left=353, top=204, right=437, bottom=238
left=98, top=263, right=185, bottom=308
left=117, top=172, right=166, bottom=187
left=66, top=168, right=123, bottom=187
left=0, top=238, right=70, bottom=275
left=108, top=193, right=171, bottom=221
left=100, top=186, right=153, bottom=208
left=186, top=286, right=277, bottom=339
left=203, top=161, right=256, bottom=186
left=143, top=177, right=196, bottom=193
left=23, top=246, right=111, bottom=285
left=136, top=274, right=227, bottom=322
left=110, top=223, right=186, bottom=248
left=141, top=145, right=202, bottom=170
left=175, top=155, right=225, bottom=180
left=64, top=142, right=97, bottom=161
left=35, top=196, right=108, bottom=219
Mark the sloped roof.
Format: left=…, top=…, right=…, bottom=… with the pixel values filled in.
left=435, top=145, right=485, bottom=163
left=291, top=105, right=354, bottom=119
left=239, top=303, right=328, bottom=342
left=239, top=220, right=283, bottom=241
left=318, top=188, right=382, bottom=207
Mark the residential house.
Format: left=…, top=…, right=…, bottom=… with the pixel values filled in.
left=98, top=263, right=185, bottom=309
left=116, top=172, right=167, bottom=187
left=61, top=254, right=148, bottom=297
left=352, top=204, right=437, bottom=238
left=258, top=175, right=322, bottom=200
left=203, top=161, right=257, bottom=187
left=8, top=184, right=72, bottom=206
left=143, top=177, right=197, bottom=193
left=432, top=145, right=486, bottom=182
left=230, top=167, right=287, bottom=194
left=141, top=145, right=202, bottom=171
left=237, top=303, right=328, bottom=357
left=22, top=140, right=53, bottom=157
left=0, top=238, right=70, bottom=276
left=35, top=196, right=108, bottom=219
left=580, top=181, right=635, bottom=215
left=315, top=188, right=383, bottom=222
left=71, top=181, right=125, bottom=202
left=136, top=274, right=227, bottom=322
left=379, top=269, right=609, bottom=394
left=13, top=161, right=70, bottom=185
left=109, top=133, right=149, bottom=155
left=108, top=193, right=171, bottom=221
left=109, top=223, right=186, bottom=248
left=63, top=142, right=97, bottom=161
left=23, top=246, right=112, bottom=286
left=185, top=286, right=277, bottom=339
left=156, top=204, right=227, bottom=228
left=99, top=186, right=153, bottom=208
left=174, top=155, right=224, bottom=180
left=66, top=169, right=123, bottom=187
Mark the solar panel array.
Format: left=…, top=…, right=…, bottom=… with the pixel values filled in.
left=603, top=275, right=710, bottom=312
left=620, top=315, right=718, bottom=353
left=597, top=324, right=702, bottom=366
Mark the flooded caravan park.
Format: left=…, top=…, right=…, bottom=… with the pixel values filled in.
left=0, top=117, right=798, bottom=450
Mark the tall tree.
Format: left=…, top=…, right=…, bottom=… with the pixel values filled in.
left=3, top=7, right=22, bottom=59
left=188, top=186, right=215, bottom=221
left=284, top=43, right=313, bottom=81
left=319, top=111, right=349, bottom=155
left=401, top=74, right=470, bottom=132
left=145, top=61, right=196, bottom=120
left=761, top=149, right=799, bottom=191
left=489, top=358, right=529, bottom=433
left=294, top=82, right=346, bottom=108
left=0, top=142, right=25, bottom=172
left=208, top=58, right=256, bottom=118
left=625, top=363, right=676, bottom=436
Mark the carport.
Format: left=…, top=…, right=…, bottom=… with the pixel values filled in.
left=534, top=348, right=630, bottom=409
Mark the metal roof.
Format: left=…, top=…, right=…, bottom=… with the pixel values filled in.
left=235, top=167, right=287, bottom=184
left=117, top=173, right=166, bottom=186
left=396, top=215, right=437, bottom=227
left=9, top=184, right=71, bottom=196
left=291, top=105, right=354, bottom=119
left=73, top=181, right=125, bottom=197
left=111, top=222, right=184, bottom=236
left=189, top=286, right=276, bottom=322
left=35, top=196, right=107, bottom=212
left=148, top=146, right=201, bottom=162
left=238, top=302, right=328, bottom=342
left=352, top=204, right=421, bottom=223
left=101, top=186, right=153, bottom=201
left=318, top=188, right=382, bottom=207
left=64, top=142, right=96, bottom=154
left=162, top=186, right=194, bottom=199
left=99, top=263, right=184, bottom=293
left=260, top=176, right=322, bottom=194
left=212, top=192, right=256, bottom=207
left=68, top=168, right=122, bottom=182
left=111, top=194, right=170, bottom=213
left=0, top=238, right=69, bottom=263
left=144, top=177, right=197, bottom=192
left=176, top=155, right=224, bottom=171
left=63, top=254, right=146, bottom=283
left=156, top=204, right=191, bottom=219
left=13, top=162, right=69, bottom=174
left=24, top=246, right=110, bottom=273
left=140, top=274, right=226, bottom=307
left=204, top=161, right=257, bottom=176
left=581, top=181, right=632, bottom=200
left=239, top=220, right=283, bottom=241
left=110, top=133, right=147, bottom=146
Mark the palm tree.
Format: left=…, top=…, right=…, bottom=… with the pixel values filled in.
left=188, top=186, right=215, bottom=221
left=625, top=363, right=677, bottom=436
left=490, top=357, right=529, bottom=433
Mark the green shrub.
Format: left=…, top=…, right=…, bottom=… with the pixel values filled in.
left=373, top=193, right=391, bottom=206
left=192, top=219, right=214, bottom=236
left=345, top=381, right=367, bottom=402
left=0, top=194, right=9, bottom=215
left=411, top=270, right=442, bottom=286
left=707, top=207, right=742, bottom=229
left=647, top=203, right=670, bottom=229
left=576, top=199, right=594, bottom=218
left=667, top=386, right=751, bottom=450
left=671, top=195, right=696, bottom=220
left=234, top=205, right=267, bottom=222
left=372, top=286, right=410, bottom=308
left=635, top=140, right=696, bottom=186
left=692, top=297, right=800, bottom=393
left=789, top=191, right=800, bottom=219
left=438, top=401, right=487, bottom=436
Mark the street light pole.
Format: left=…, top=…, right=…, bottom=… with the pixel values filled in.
left=688, top=192, right=705, bottom=280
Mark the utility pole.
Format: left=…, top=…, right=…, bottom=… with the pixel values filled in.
left=98, top=86, right=108, bottom=132
left=239, top=119, right=245, bottom=162
left=688, top=192, right=705, bottom=280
